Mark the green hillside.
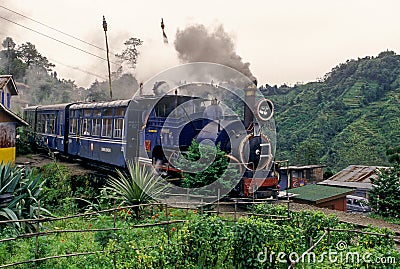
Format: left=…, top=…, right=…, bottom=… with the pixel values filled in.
left=262, top=50, right=400, bottom=172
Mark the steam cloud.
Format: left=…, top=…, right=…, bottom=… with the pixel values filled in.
left=174, top=24, right=255, bottom=81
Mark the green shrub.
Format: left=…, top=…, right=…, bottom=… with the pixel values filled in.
left=34, top=163, right=73, bottom=212
left=16, top=127, right=33, bottom=156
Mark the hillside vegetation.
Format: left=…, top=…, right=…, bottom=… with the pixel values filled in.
left=262, top=51, right=400, bottom=172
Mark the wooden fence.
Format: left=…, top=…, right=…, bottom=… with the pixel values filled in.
left=1, top=199, right=397, bottom=269
left=0, top=199, right=289, bottom=268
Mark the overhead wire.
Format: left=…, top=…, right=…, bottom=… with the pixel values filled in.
left=0, top=6, right=125, bottom=82
left=0, top=15, right=119, bottom=65
left=0, top=28, right=107, bottom=80
left=48, top=58, right=107, bottom=80
left=0, top=5, right=116, bottom=54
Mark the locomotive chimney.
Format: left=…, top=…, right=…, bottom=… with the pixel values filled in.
left=244, top=78, right=257, bottom=132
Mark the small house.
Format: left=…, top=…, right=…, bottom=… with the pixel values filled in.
left=287, top=184, right=355, bottom=212
left=0, top=75, right=28, bottom=164
left=279, top=164, right=326, bottom=190
left=0, top=75, right=18, bottom=108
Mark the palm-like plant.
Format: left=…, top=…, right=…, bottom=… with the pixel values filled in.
left=0, top=163, right=49, bottom=233
left=106, top=161, right=167, bottom=216
left=0, top=163, right=22, bottom=225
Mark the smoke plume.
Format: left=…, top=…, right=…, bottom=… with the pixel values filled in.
left=174, top=24, right=255, bottom=81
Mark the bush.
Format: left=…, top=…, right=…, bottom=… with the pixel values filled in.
left=34, top=162, right=73, bottom=212
left=15, top=127, right=33, bottom=156
left=369, top=163, right=400, bottom=218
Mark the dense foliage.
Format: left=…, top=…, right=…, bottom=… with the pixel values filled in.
left=1, top=161, right=399, bottom=268
left=176, top=140, right=239, bottom=193
left=0, top=204, right=398, bottom=268
left=262, top=51, right=400, bottom=172
left=369, top=163, right=400, bottom=218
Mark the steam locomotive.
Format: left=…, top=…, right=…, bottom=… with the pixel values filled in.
left=23, top=82, right=279, bottom=199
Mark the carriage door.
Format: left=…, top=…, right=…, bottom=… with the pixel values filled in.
left=125, top=108, right=141, bottom=162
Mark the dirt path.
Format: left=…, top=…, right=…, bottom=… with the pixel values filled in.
left=16, top=154, right=98, bottom=176
left=289, top=202, right=400, bottom=235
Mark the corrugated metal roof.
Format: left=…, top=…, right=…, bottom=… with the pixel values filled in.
left=280, top=164, right=326, bottom=170
left=37, top=103, right=74, bottom=111
left=70, top=99, right=131, bottom=110
left=319, top=180, right=373, bottom=190
left=327, top=165, right=387, bottom=183
left=287, top=184, right=354, bottom=203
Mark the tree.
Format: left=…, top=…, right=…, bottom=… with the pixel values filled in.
left=369, top=163, right=400, bottom=218
left=386, top=146, right=400, bottom=164
left=86, top=80, right=109, bottom=101
left=17, top=42, right=55, bottom=71
left=115, top=37, right=143, bottom=69
left=177, top=140, right=239, bottom=192
left=0, top=37, right=27, bottom=79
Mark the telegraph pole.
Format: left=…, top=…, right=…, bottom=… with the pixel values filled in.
left=7, top=41, right=11, bottom=74
left=103, top=16, right=113, bottom=100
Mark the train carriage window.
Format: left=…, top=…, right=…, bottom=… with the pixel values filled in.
left=31, top=112, right=35, bottom=126
left=44, top=114, right=48, bottom=134
left=92, top=118, right=101, bottom=136
left=37, top=114, right=43, bottom=133
left=101, top=118, right=112, bottom=137
left=41, top=114, right=46, bottom=133
left=69, top=118, right=73, bottom=134
left=70, top=110, right=81, bottom=135
left=43, top=114, right=48, bottom=133
left=102, top=108, right=113, bottom=117
left=59, top=112, right=63, bottom=136
left=81, top=118, right=90, bottom=135
left=93, top=109, right=101, bottom=117
left=70, top=118, right=77, bottom=134
left=47, top=114, right=55, bottom=134
left=84, top=109, right=92, bottom=117
left=115, top=107, right=126, bottom=117
left=25, top=111, right=34, bottom=126
left=114, top=118, right=124, bottom=139
left=46, top=114, right=50, bottom=134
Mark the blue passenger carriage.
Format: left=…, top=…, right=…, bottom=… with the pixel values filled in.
left=24, top=104, right=72, bottom=153
left=68, top=100, right=130, bottom=167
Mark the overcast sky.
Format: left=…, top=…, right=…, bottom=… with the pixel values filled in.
left=1, top=0, right=400, bottom=88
